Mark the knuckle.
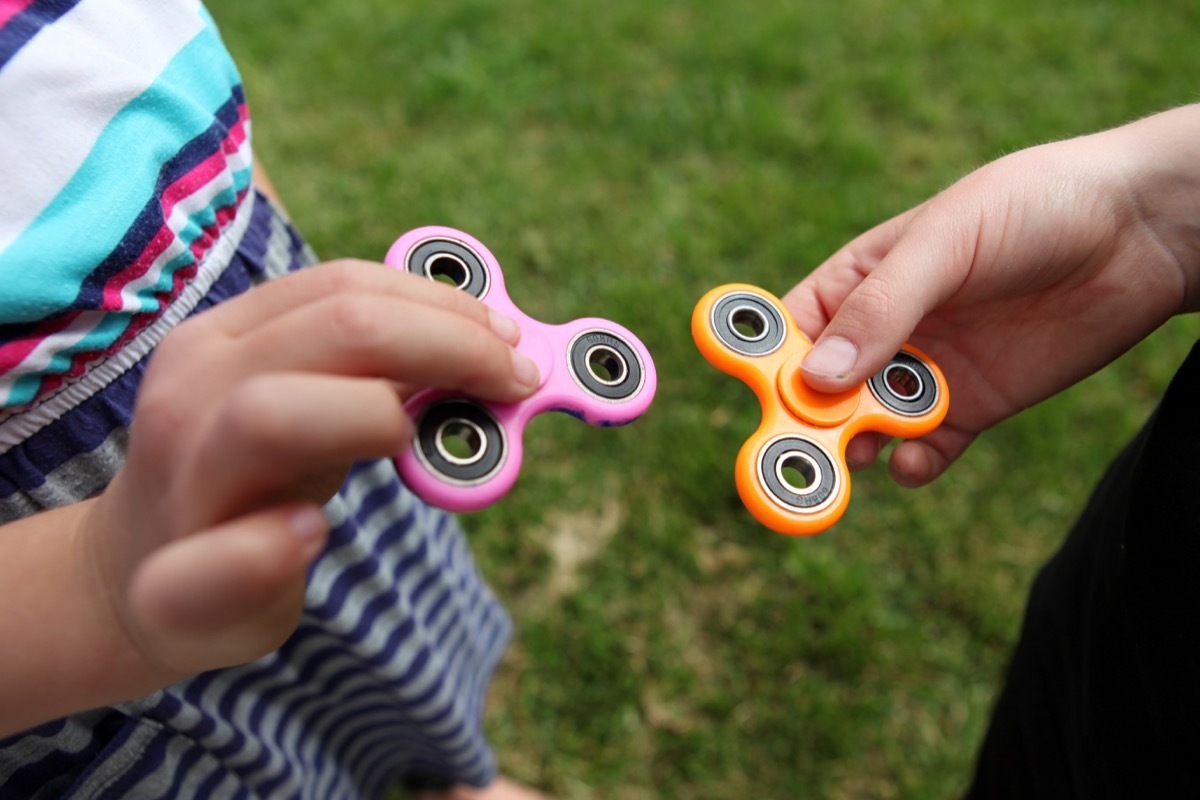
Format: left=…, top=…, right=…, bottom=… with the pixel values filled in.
left=848, top=277, right=899, bottom=326
left=153, top=319, right=207, bottom=365
left=445, top=287, right=489, bottom=325
left=323, top=294, right=390, bottom=349
left=133, top=384, right=188, bottom=440
left=130, top=390, right=191, bottom=466
left=457, top=328, right=509, bottom=387
left=133, top=335, right=216, bottom=456
left=219, top=378, right=291, bottom=450
left=313, top=259, right=370, bottom=294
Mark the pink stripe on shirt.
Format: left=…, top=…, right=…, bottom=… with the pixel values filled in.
left=0, top=312, right=78, bottom=373
left=0, top=0, right=37, bottom=29
left=98, top=106, right=248, bottom=310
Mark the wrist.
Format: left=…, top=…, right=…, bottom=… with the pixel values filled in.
left=1116, top=104, right=1200, bottom=312
left=0, top=499, right=183, bottom=737
left=77, top=489, right=191, bottom=690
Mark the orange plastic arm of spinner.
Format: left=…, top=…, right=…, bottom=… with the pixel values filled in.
left=692, top=283, right=950, bottom=535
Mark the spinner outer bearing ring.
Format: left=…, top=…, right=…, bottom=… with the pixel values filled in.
left=406, top=237, right=491, bottom=300
left=710, top=291, right=787, bottom=357
left=415, top=399, right=507, bottom=485
left=758, top=435, right=839, bottom=514
left=567, top=329, right=646, bottom=402
left=868, top=351, right=940, bottom=416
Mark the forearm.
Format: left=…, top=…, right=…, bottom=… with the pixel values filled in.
left=0, top=500, right=178, bottom=737
left=252, top=158, right=288, bottom=213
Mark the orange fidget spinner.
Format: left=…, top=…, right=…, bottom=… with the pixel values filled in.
left=692, top=284, right=949, bottom=535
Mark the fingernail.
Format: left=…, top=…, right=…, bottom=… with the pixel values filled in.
left=512, top=350, right=540, bottom=388
left=489, top=311, right=522, bottom=345
left=804, top=337, right=858, bottom=380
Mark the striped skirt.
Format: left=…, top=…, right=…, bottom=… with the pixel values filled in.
left=0, top=191, right=512, bottom=799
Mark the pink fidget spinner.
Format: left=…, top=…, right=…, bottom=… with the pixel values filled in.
left=385, top=226, right=657, bottom=512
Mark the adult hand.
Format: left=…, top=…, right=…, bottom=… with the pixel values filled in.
left=783, top=104, right=1200, bottom=487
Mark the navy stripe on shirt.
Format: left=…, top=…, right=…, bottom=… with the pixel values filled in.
left=0, top=0, right=82, bottom=70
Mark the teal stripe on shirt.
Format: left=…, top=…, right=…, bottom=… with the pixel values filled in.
left=0, top=13, right=247, bottom=324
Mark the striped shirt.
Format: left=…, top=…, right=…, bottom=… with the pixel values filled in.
left=0, top=3, right=510, bottom=796
left=0, top=0, right=251, bottom=411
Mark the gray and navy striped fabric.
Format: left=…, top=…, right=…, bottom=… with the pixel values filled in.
left=0, top=192, right=512, bottom=798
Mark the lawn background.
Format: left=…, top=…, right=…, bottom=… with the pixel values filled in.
left=205, top=1, right=1200, bottom=797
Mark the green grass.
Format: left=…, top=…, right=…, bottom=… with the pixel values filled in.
left=207, top=1, right=1200, bottom=797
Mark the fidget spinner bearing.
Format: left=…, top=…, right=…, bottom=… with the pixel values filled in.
left=387, top=226, right=657, bottom=512
left=693, top=283, right=949, bottom=535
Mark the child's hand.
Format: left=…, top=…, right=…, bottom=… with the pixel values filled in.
left=85, top=260, right=540, bottom=682
left=783, top=104, right=1200, bottom=487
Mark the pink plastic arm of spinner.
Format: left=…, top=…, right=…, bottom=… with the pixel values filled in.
left=385, top=226, right=657, bottom=512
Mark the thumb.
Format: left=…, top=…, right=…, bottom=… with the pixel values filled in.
left=128, top=504, right=329, bottom=673
left=799, top=199, right=976, bottom=392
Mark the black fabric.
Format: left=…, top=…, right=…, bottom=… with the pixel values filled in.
left=965, top=340, right=1200, bottom=799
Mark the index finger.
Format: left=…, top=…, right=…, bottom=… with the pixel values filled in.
left=195, top=259, right=520, bottom=345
